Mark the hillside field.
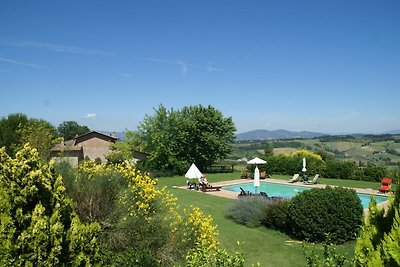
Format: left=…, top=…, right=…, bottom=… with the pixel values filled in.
left=229, top=134, right=400, bottom=171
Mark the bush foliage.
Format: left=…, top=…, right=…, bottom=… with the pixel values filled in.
left=256, top=153, right=325, bottom=177
left=354, top=183, right=400, bottom=266
left=261, top=199, right=290, bottom=232
left=257, top=152, right=387, bottom=182
left=56, top=160, right=244, bottom=266
left=286, top=186, right=363, bottom=244
left=0, top=144, right=101, bottom=266
left=226, top=197, right=270, bottom=228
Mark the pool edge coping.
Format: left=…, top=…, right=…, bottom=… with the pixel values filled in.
left=178, top=178, right=392, bottom=214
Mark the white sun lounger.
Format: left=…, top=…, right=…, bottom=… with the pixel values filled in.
left=304, top=174, right=320, bottom=184
left=288, top=174, right=300, bottom=183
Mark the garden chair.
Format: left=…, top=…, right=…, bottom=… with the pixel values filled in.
left=288, top=174, right=300, bottom=183
left=241, top=170, right=250, bottom=179
left=378, top=178, right=392, bottom=193
left=260, top=171, right=267, bottom=179
left=238, top=187, right=252, bottom=197
left=198, top=176, right=222, bottom=192
left=304, top=174, right=320, bottom=185
left=187, top=180, right=198, bottom=190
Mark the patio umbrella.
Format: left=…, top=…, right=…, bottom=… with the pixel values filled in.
left=247, top=157, right=267, bottom=165
left=247, top=157, right=266, bottom=193
left=185, top=163, right=203, bottom=179
left=254, top=166, right=260, bottom=193
left=302, top=157, right=307, bottom=172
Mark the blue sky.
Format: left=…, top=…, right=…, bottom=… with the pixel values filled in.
left=1, top=1, right=399, bottom=134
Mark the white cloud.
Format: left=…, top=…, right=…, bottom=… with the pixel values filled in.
left=145, top=57, right=226, bottom=75
left=84, top=113, right=97, bottom=120
left=146, top=58, right=188, bottom=75
left=206, top=62, right=227, bottom=73
left=176, top=59, right=187, bottom=75
left=0, top=38, right=115, bottom=56
left=0, top=56, right=43, bottom=68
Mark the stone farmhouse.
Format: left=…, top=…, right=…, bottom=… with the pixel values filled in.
left=51, top=131, right=118, bottom=166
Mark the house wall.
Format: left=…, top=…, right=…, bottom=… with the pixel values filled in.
left=78, top=137, right=113, bottom=163
left=52, top=156, right=80, bottom=167
left=50, top=149, right=82, bottom=167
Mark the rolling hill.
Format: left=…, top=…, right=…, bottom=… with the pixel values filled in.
left=235, top=129, right=325, bottom=141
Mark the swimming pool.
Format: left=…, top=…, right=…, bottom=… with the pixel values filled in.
left=223, top=182, right=388, bottom=209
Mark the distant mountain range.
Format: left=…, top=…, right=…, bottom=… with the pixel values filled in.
left=99, top=131, right=126, bottom=140
left=235, top=129, right=325, bottom=141
left=235, top=129, right=400, bottom=141
left=101, top=129, right=400, bottom=142
left=387, top=129, right=400, bottom=134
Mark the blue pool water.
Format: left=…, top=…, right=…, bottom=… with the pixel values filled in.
left=223, top=182, right=388, bottom=209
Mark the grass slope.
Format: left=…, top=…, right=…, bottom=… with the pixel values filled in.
left=156, top=172, right=365, bottom=266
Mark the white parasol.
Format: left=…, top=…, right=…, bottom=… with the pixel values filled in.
left=185, top=163, right=203, bottom=179
left=247, top=157, right=266, bottom=193
left=247, top=157, right=267, bottom=165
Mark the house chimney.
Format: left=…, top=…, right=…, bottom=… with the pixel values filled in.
left=60, top=138, right=65, bottom=146
left=111, top=132, right=116, bottom=137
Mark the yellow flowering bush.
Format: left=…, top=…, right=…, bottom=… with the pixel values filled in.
left=60, top=159, right=243, bottom=266
left=0, top=144, right=101, bottom=266
left=290, top=149, right=323, bottom=160
left=183, top=206, right=219, bottom=249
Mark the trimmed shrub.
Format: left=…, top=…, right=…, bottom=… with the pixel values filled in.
left=261, top=199, right=290, bottom=232
left=325, top=160, right=356, bottom=180
left=286, top=186, right=363, bottom=244
left=226, top=197, right=270, bottom=227
left=261, top=154, right=326, bottom=177
left=362, top=164, right=387, bottom=182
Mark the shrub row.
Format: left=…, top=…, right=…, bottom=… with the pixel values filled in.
left=250, top=155, right=388, bottom=182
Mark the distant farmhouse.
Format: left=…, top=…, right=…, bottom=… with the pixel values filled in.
left=51, top=131, right=150, bottom=167
left=51, top=131, right=118, bottom=166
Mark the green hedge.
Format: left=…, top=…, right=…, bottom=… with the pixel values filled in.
left=286, top=186, right=363, bottom=244
left=325, top=160, right=387, bottom=182
left=251, top=155, right=387, bottom=182
left=249, top=155, right=325, bottom=177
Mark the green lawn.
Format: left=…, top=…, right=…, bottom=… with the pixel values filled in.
left=156, top=172, right=365, bottom=266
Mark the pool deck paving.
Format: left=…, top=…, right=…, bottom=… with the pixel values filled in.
left=180, top=177, right=392, bottom=212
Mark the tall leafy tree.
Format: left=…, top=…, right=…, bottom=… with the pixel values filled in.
left=57, top=121, right=90, bottom=140
left=177, top=105, right=236, bottom=170
left=263, top=142, right=274, bottom=156
left=0, top=144, right=101, bottom=266
left=0, top=113, right=58, bottom=159
left=0, top=113, right=29, bottom=156
left=18, top=118, right=57, bottom=160
left=134, top=105, right=184, bottom=172
left=106, top=131, right=142, bottom=164
left=131, top=104, right=236, bottom=173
